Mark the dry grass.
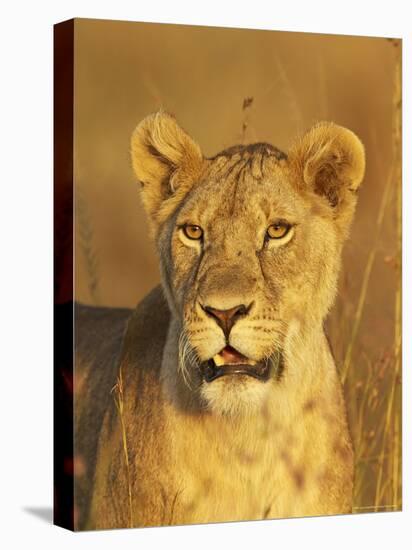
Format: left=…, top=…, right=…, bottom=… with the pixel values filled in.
left=111, top=369, right=134, bottom=527
left=340, top=41, right=402, bottom=514
left=240, top=96, right=255, bottom=144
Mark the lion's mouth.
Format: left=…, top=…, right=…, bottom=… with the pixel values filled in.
left=200, top=345, right=271, bottom=383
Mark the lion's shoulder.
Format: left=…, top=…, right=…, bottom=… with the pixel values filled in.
left=121, top=285, right=170, bottom=360
left=74, top=285, right=169, bottom=399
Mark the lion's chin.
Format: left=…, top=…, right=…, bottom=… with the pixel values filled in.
left=199, top=375, right=272, bottom=416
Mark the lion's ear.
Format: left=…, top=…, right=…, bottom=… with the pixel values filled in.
left=289, top=122, right=365, bottom=222
left=131, top=111, right=203, bottom=225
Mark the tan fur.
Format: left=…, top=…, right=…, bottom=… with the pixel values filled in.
left=78, top=112, right=365, bottom=529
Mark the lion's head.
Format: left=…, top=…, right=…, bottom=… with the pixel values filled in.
left=131, top=112, right=365, bottom=415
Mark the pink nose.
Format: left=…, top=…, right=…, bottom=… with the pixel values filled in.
left=202, top=303, right=250, bottom=337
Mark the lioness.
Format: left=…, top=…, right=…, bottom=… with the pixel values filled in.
left=74, top=112, right=365, bottom=530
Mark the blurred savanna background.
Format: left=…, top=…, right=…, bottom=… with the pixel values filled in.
left=73, top=19, right=401, bottom=516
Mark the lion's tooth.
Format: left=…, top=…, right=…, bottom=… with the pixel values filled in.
left=213, top=354, right=225, bottom=366
left=213, top=354, right=257, bottom=367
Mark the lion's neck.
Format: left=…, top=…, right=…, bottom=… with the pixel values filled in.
left=282, top=318, right=336, bottom=386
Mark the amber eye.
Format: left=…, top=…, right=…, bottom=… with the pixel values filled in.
left=267, top=222, right=291, bottom=240
left=182, top=224, right=203, bottom=240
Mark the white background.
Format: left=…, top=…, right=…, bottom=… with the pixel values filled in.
left=0, top=0, right=410, bottom=548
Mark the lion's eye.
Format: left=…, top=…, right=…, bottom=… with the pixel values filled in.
left=182, top=224, right=203, bottom=240
left=267, top=222, right=291, bottom=239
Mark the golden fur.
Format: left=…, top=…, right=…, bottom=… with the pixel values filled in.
left=75, top=111, right=365, bottom=529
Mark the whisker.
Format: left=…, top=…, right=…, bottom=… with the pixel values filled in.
left=178, top=330, right=201, bottom=390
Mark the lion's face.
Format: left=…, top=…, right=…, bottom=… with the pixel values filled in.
left=131, top=113, right=365, bottom=415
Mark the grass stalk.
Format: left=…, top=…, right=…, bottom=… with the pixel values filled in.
left=112, top=369, right=134, bottom=528
left=347, top=40, right=402, bottom=514
left=340, top=167, right=393, bottom=385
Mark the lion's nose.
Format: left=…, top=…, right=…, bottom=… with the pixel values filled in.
left=202, top=303, right=251, bottom=338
